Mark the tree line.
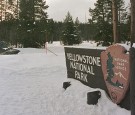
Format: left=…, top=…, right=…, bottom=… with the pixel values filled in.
left=0, top=0, right=132, bottom=47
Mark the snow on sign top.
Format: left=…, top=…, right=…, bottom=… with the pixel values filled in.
left=101, top=44, right=130, bottom=104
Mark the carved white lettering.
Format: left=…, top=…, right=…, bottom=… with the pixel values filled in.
left=75, top=71, right=88, bottom=83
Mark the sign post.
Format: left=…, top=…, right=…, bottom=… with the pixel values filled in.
left=130, top=47, right=135, bottom=115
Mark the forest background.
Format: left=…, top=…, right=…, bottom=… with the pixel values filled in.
left=0, top=0, right=131, bottom=47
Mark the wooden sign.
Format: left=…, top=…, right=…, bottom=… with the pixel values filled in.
left=64, top=47, right=130, bottom=110
left=101, top=44, right=130, bottom=104
left=64, top=47, right=107, bottom=90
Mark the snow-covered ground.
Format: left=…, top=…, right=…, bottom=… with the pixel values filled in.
left=0, top=41, right=130, bottom=115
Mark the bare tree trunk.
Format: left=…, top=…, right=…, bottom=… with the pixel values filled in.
left=118, top=4, right=121, bottom=41
left=130, top=0, right=135, bottom=46
left=17, top=0, right=19, bottom=19
left=0, top=0, right=3, bottom=21
left=0, top=1, right=1, bottom=21
left=5, top=0, right=7, bottom=20
left=112, top=0, right=119, bottom=43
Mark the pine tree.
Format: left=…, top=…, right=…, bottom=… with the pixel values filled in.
left=33, top=0, right=49, bottom=47
left=74, top=17, right=82, bottom=44
left=89, top=0, right=113, bottom=45
left=89, top=0, right=127, bottom=45
left=18, top=0, right=48, bottom=48
left=18, top=0, right=35, bottom=47
left=117, top=0, right=129, bottom=42
left=47, top=19, right=54, bottom=43
left=34, top=0, right=48, bottom=21
left=6, top=0, right=19, bottom=20
left=61, top=12, right=81, bottom=45
left=0, top=0, right=6, bottom=21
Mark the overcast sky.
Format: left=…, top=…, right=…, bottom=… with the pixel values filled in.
left=46, top=0, right=130, bottom=23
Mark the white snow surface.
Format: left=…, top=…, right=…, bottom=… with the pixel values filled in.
left=0, top=41, right=130, bottom=115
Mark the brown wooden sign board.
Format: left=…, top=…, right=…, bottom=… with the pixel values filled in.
left=101, top=44, right=130, bottom=104
left=64, top=47, right=107, bottom=90
left=64, top=47, right=130, bottom=110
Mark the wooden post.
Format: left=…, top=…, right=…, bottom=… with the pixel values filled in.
left=130, top=1, right=135, bottom=113
left=130, top=47, right=135, bottom=115
left=130, top=0, right=135, bottom=47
